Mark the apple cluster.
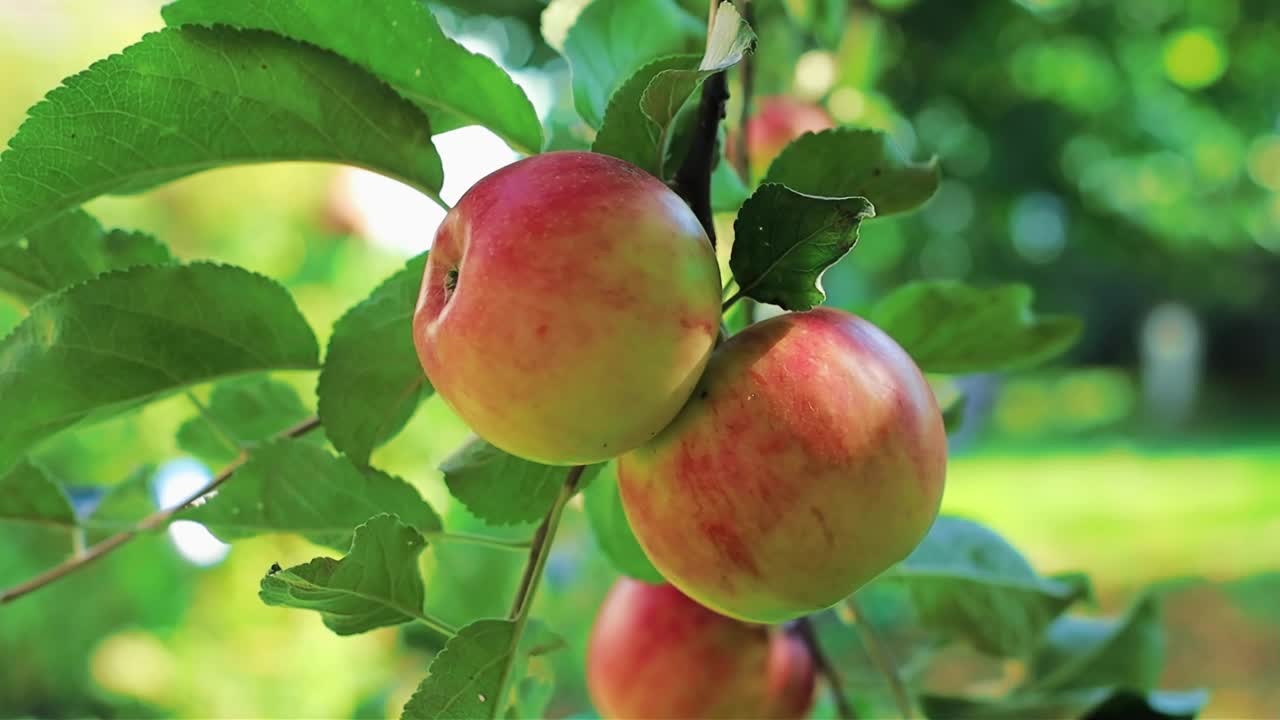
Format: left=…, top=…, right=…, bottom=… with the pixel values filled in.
left=413, top=149, right=946, bottom=717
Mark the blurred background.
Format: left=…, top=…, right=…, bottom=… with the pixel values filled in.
left=0, top=0, right=1276, bottom=717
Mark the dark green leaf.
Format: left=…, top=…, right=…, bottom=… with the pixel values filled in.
left=1028, top=593, right=1165, bottom=692
left=763, top=128, right=940, bottom=217
left=162, top=0, right=542, bottom=154
left=0, top=263, right=318, bottom=473
left=583, top=463, right=663, bottom=583
left=441, top=436, right=601, bottom=526
left=318, top=254, right=432, bottom=466
left=0, top=27, right=442, bottom=244
left=872, top=516, right=1091, bottom=657
left=0, top=460, right=75, bottom=531
left=260, top=514, right=430, bottom=636
left=562, top=0, right=703, bottom=128
left=177, top=377, right=310, bottom=466
left=593, top=55, right=701, bottom=175
left=728, top=184, right=874, bottom=311
left=869, top=282, right=1083, bottom=374
left=0, top=210, right=172, bottom=304
left=187, top=439, right=441, bottom=551
left=401, top=618, right=564, bottom=720
left=921, top=687, right=1208, bottom=720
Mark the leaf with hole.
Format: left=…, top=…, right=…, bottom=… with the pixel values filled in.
left=870, top=282, right=1083, bottom=374
left=162, top=0, right=541, bottom=153
left=186, top=439, right=441, bottom=551
left=259, top=514, right=434, bottom=636
left=728, top=184, right=874, bottom=311
left=764, top=128, right=940, bottom=217
left=318, top=253, right=433, bottom=467
left=0, top=263, right=318, bottom=474
left=0, top=27, right=442, bottom=244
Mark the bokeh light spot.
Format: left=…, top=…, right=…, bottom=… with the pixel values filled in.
left=1162, top=28, right=1227, bottom=89
left=1246, top=135, right=1280, bottom=191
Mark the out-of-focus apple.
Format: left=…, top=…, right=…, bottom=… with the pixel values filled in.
left=413, top=152, right=722, bottom=465
left=619, top=307, right=947, bottom=623
left=732, top=96, right=835, bottom=177
left=587, top=579, right=816, bottom=719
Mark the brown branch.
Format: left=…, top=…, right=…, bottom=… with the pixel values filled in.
left=672, top=71, right=730, bottom=247
left=0, top=415, right=322, bottom=607
left=508, top=465, right=586, bottom=618
left=791, top=616, right=858, bottom=720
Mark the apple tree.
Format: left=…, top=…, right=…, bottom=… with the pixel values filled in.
left=0, top=1, right=1208, bottom=718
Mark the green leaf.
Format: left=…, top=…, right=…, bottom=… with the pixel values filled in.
left=591, top=2, right=753, bottom=178
left=401, top=618, right=565, bottom=720
left=869, top=282, right=1083, bottom=374
left=187, top=439, right=441, bottom=551
left=0, top=263, right=318, bottom=473
left=0, top=26, right=443, bottom=244
left=259, top=514, right=431, bottom=636
left=162, top=0, right=542, bottom=154
left=763, top=128, right=940, bottom=217
left=0, top=209, right=173, bottom=304
left=728, top=184, right=874, bottom=311
left=84, top=466, right=156, bottom=542
left=441, top=436, right=601, bottom=527
left=177, top=377, right=310, bottom=466
left=593, top=55, right=701, bottom=175
left=562, top=0, right=703, bottom=128
left=872, top=516, right=1091, bottom=657
left=583, top=463, right=663, bottom=583
left=0, top=460, right=76, bottom=531
left=1027, top=593, right=1165, bottom=692
left=318, top=254, right=432, bottom=466
left=711, top=152, right=751, bottom=213
left=920, top=688, right=1208, bottom=720
left=638, top=2, right=754, bottom=176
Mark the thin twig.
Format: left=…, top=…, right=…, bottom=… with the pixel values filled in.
left=0, top=416, right=322, bottom=606
left=844, top=596, right=914, bottom=719
left=672, top=71, right=730, bottom=247
left=508, top=465, right=586, bottom=618
left=791, top=616, right=857, bottom=719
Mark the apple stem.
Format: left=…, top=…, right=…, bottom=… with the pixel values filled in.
left=844, top=597, right=915, bottom=719
left=0, top=415, right=324, bottom=607
left=792, top=616, right=858, bottom=719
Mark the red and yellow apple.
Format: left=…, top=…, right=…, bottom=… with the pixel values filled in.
left=732, top=96, right=834, bottom=177
left=587, top=579, right=816, bottom=719
left=618, top=308, right=947, bottom=623
left=413, top=152, right=722, bottom=465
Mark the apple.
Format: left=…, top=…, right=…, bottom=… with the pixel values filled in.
left=618, top=307, right=947, bottom=623
left=413, top=151, right=722, bottom=465
left=587, top=579, right=816, bottom=719
left=732, top=96, right=834, bottom=177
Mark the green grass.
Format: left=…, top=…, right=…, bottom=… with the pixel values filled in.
left=941, top=443, right=1280, bottom=588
